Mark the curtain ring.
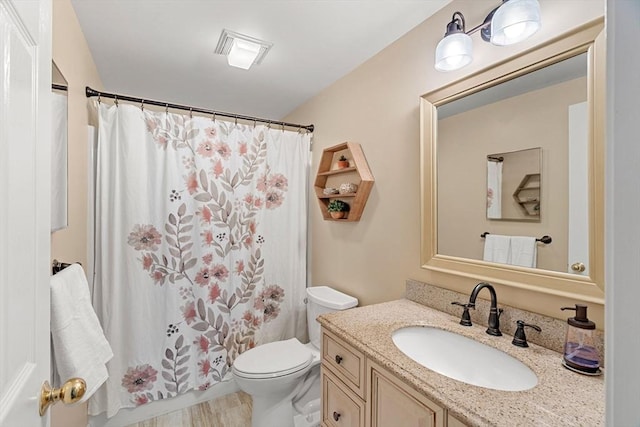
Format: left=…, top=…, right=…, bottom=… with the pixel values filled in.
left=189, top=107, right=193, bottom=119
left=253, top=119, right=257, bottom=128
left=234, top=116, right=238, bottom=126
left=140, top=100, right=144, bottom=111
left=281, top=123, right=285, bottom=133
left=114, top=95, right=118, bottom=107
left=212, top=112, right=216, bottom=122
left=267, top=120, right=272, bottom=129
left=165, top=104, right=169, bottom=114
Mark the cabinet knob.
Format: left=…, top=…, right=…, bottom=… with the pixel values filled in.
left=335, top=355, right=343, bottom=364
left=333, top=411, right=341, bottom=421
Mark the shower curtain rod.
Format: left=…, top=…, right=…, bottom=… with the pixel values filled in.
left=85, top=87, right=315, bottom=133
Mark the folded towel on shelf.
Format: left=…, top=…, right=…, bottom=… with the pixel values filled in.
left=510, top=236, right=538, bottom=268
left=50, top=264, right=113, bottom=403
left=482, top=234, right=511, bottom=264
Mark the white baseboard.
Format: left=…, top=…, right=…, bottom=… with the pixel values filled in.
left=88, top=379, right=239, bottom=427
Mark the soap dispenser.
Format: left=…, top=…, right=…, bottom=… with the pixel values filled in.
left=560, top=304, right=601, bottom=375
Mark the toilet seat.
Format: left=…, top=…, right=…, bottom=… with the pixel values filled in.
left=233, top=338, right=313, bottom=379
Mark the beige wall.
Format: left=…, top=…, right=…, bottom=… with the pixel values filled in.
left=285, top=0, right=605, bottom=326
left=51, top=0, right=103, bottom=425
left=438, top=77, right=586, bottom=273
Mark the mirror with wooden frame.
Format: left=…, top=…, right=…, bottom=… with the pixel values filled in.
left=420, top=19, right=604, bottom=303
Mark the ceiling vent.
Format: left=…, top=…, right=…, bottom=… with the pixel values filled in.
left=215, top=29, right=273, bottom=70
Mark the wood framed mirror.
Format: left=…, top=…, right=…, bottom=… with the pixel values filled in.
left=420, top=19, right=604, bottom=304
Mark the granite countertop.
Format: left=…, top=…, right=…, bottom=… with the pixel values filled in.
left=318, top=299, right=604, bottom=427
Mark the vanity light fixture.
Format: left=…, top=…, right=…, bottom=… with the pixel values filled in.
left=434, top=0, right=541, bottom=72
left=215, top=29, right=273, bottom=70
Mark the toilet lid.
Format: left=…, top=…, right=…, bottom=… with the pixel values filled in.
left=233, top=338, right=312, bottom=379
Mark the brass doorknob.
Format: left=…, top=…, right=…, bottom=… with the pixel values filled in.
left=571, top=262, right=586, bottom=272
left=39, top=378, right=86, bottom=416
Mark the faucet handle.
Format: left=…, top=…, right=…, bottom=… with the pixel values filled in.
left=451, top=302, right=473, bottom=326
left=512, top=320, right=542, bottom=347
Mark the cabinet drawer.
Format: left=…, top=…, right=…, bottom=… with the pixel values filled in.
left=322, top=330, right=366, bottom=398
left=322, top=369, right=365, bottom=427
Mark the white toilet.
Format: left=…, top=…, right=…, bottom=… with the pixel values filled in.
left=232, top=286, right=358, bottom=427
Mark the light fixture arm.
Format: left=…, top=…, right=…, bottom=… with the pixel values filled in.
left=445, top=12, right=466, bottom=35
left=454, top=4, right=502, bottom=39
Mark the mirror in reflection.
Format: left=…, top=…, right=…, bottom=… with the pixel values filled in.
left=486, top=148, right=541, bottom=221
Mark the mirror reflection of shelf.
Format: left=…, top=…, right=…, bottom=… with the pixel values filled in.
left=513, top=173, right=541, bottom=216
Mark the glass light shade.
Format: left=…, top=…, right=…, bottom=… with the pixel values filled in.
left=435, top=32, right=473, bottom=72
left=227, top=38, right=261, bottom=70
left=491, top=0, right=541, bottom=46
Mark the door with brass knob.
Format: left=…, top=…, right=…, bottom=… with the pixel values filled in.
left=0, top=0, right=52, bottom=425
left=40, top=378, right=87, bottom=416
left=571, top=262, right=586, bottom=273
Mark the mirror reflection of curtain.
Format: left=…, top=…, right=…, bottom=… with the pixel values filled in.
left=487, top=160, right=502, bottom=219
left=51, top=91, right=68, bottom=231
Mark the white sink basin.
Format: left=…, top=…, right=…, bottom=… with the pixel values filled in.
left=392, top=326, right=537, bottom=391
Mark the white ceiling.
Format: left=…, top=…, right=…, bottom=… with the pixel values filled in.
left=70, top=0, right=451, bottom=121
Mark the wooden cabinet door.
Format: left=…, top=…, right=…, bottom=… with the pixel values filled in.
left=322, top=368, right=365, bottom=427
left=368, top=362, right=444, bottom=427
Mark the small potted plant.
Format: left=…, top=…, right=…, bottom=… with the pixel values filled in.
left=337, top=155, right=350, bottom=169
left=327, top=199, right=350, bottom=219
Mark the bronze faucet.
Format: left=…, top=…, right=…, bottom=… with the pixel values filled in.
left=467, top=282, right=503, bottom=336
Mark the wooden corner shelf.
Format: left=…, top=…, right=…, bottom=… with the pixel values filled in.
left=314, top=142, right=374, bottom=222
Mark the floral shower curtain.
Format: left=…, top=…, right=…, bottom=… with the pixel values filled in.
left=89, top=103, right=310, bottom=417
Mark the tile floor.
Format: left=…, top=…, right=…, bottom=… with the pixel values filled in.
left=127, top=391, right=252, bottom=427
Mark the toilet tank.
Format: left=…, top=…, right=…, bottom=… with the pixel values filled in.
left=306, top=286, right=358, bottom=350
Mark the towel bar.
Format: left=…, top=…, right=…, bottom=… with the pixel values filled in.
left=52, top=259, right=80, bottom=275
left=480, top=232, right=552, bottom=244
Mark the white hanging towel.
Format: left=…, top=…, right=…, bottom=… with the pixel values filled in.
left=483, top=234, right=511, bottom=264
left=50, top=264, right=113, bottom=403
left=509, top=236, right=538, bottom=268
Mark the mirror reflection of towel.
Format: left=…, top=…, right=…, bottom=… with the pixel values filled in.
left=483, top=234, right=511, bottom=264
left=510, top=236, right=537, bottom=268
left=483, top=235, right=538, bottom=268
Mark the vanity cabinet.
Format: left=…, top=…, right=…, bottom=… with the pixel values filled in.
left=314, top=142, right=374, bottom=222
left=369, top=360, right=444, bottom=427
left=321, top=329, right=461, bottom=427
